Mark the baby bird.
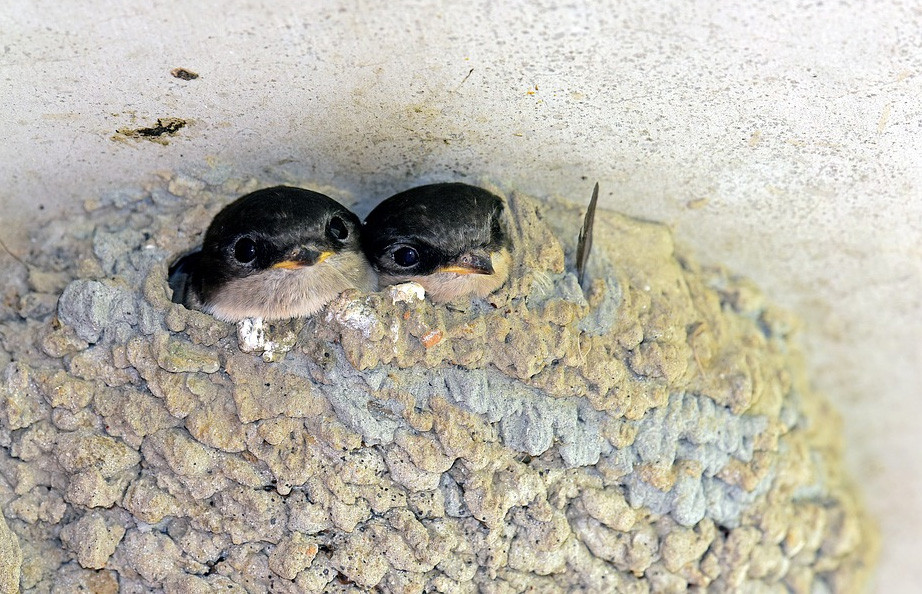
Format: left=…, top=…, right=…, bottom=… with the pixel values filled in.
left=361, top=183, right=512, bottom=303
left=169, top=186, right=374, bottom=321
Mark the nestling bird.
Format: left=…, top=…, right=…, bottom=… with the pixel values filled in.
left=361, top=183, right=512, bottom=303
left=168, top=186, right=375, bottom=322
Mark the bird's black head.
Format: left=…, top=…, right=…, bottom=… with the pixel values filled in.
left=195, top=186, right=362, bottom=300
left=361, top=183, right=510, bottom=280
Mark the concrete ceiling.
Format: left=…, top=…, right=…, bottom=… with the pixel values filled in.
left=2, top=1, right=919, bottom=590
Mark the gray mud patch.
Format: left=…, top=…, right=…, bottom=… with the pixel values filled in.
left=0, top=174, right=876, bottom=592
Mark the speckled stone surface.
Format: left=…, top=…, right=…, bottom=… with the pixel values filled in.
left=0, top=175, right=876, bottom=592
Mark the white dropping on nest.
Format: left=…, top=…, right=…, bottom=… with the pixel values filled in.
left=236, top=317, right=266, bottom=352
left=388, top=281, right=426, bottom=304
left=236, top=317, right=290, bottom=362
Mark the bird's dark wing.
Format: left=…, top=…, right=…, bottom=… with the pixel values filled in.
left=576, top=182, right=599, bottom=286
left=168, top=249, right=203, bottom=307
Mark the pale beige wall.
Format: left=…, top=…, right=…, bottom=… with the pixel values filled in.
left=1, top=2, right=919, bottom=591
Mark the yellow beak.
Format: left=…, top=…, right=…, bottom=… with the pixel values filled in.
left=438, top=264, right=485, bottom=275
left=271, top=250, right=333, bottom=269
left=436, top=251, right=494, bottom=276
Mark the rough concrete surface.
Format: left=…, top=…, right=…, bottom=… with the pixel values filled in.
left=0, top=509, right=22, bottom=594
left=0, top=175, right=875, bottom=592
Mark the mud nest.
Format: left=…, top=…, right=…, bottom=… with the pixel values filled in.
left=0, top=173, right=876, bottom=593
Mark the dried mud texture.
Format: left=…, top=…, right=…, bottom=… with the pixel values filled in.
left=0, top=173, right=876, bottom=593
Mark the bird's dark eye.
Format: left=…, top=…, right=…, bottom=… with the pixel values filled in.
left=327, top=216, right=348, bottom=241
left=392, top=246, right=419, bottom=267
left=233, top=237, right=257, bottom=263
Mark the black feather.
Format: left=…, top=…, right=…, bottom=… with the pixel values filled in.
left=168, top=249, right=202, bottom=307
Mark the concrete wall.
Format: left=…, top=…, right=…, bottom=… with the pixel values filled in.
left=1, top=1, right=918, bottom=591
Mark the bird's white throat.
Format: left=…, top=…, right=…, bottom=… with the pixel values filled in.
left=204, top=250, right=375, bottom=322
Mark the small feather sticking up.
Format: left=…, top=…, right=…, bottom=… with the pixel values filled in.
left=576, top=182, right=599, bottom=287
